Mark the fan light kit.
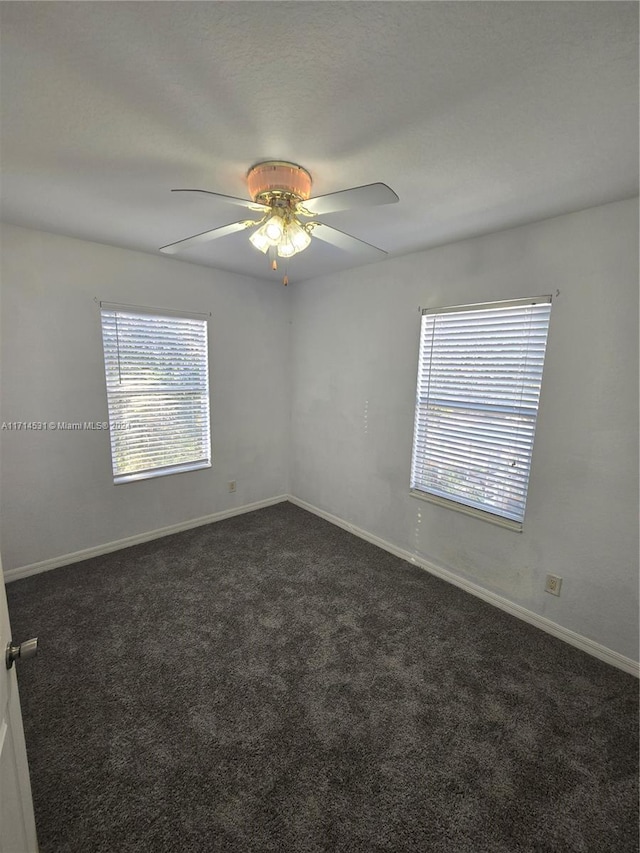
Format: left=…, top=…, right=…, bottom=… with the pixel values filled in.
left=160, top=161, right=399, bottom=285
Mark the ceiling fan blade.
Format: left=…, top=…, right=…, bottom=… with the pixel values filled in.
left=298, top=183, right=399, bottom=217
left=159, top=220, right=257, bottom=255
left=310, top=222, right=388, bottom=258
left=171, top=189, right=269, bottom=213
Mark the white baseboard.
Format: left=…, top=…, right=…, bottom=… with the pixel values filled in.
left=287, top=495, right=640, bottom=678
left=6, top=492, right=638, bottom=678
left=3, top=495, right=289, bottom=584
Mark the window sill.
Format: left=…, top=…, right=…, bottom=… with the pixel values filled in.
left=409, top=488, right=523, bottom=533
left=114, top=460, right=211, bottom=485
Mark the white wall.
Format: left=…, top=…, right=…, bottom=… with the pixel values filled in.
left=0, top=224, right=290, bottom=570
left=2, top=201, right=638, bottom=663
left=290, top=198, right=639, bottom=661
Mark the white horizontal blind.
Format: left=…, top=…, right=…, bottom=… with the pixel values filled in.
left=410, top=297, right=552, bottom=528
left=101, top=308, right=211, bottom=483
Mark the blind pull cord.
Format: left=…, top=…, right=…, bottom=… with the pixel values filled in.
left=114, top=312, right=123, bottom=385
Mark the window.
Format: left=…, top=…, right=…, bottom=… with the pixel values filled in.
left=410, top=296, right=552, bottom=531
left=100, top=304, right=211, bottom=484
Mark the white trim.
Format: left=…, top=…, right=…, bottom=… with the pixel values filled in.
left=5, top=492, right=637, bottom=678
left=114, top=459, right=211, bottom=485
left=409, top=489, right=523, bottom=532
left=3, top=495, right=288, bottom=584
left=99, top=301, right=210, bottom=320
left=422, top=294, right=552, bottom=315
left=287, top=495, right=639, bottom=678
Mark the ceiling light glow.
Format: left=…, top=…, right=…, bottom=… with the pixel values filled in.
left=264, top=213, right=284, bottom=241
left=249, top=210, right=312, bottom=264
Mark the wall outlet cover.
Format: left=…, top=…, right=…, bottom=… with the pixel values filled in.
left=545, top=574, right=562, bottom=596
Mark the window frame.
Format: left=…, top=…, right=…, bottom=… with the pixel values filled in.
left=409, top=295, right=552, bottom=532
left=100, top=301, right=212, bottom=485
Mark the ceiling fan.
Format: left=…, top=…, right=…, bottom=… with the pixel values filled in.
left=159, top=161, right=399, bottom=285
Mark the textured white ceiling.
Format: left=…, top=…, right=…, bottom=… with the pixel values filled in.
left=1, top=2, right=638, bottom=283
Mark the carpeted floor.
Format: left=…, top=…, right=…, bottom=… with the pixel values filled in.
left=6, top=502, right=639, bottom=853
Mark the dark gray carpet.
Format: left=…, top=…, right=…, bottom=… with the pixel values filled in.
left=6, top=502, right=639, bottom=853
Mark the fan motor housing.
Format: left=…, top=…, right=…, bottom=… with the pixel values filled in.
left=247, top=161, right=312, bottom=204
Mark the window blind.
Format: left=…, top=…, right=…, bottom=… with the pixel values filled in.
left=410, top=297, right=552, bottom=530
left=100, top=308, right=211, bottom=483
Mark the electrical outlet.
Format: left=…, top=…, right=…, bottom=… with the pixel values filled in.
left=228, top=480, right=236, bottom=493
left=545, top=574, right=562, bottom=596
